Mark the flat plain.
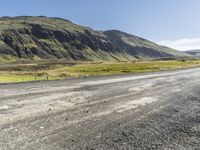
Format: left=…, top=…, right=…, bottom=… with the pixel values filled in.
left=1, top=60, right=200, bottom=83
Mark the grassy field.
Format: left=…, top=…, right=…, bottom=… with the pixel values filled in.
left=0, top=60, right=200, bottom=83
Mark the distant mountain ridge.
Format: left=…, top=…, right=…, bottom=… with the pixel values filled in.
left=185, top=50, right=200, bottom=57
left=0, top=16, right=189, bottom=61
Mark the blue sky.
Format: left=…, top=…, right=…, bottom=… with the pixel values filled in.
left=0, top=0, right=200, bottom=50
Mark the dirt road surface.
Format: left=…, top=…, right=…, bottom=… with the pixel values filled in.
left=0, top=67, right=200, bottom=150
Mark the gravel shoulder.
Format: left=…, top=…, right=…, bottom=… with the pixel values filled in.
left=0, top=67, right=200, bottom=150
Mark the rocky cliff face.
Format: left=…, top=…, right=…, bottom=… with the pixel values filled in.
left=0, top=16, right=188, bottom=61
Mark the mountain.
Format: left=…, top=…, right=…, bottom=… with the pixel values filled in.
left=0, top=16, right=189, bottom=61
left=185, top=50, right=200, bottom=57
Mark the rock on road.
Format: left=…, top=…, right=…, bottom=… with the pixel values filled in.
left=0, top=67, right=200, bottom=150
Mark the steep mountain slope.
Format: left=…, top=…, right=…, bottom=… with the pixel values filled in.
left=185, top=50, right=200, bottom=57
left=0, top=16, right=188, bottom=61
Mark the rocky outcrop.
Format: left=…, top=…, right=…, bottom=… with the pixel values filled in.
left=0, top=16, right=188, bottom=61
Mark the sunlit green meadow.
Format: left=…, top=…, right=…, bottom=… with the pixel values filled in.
left=1, top=60, right=200, bottom=83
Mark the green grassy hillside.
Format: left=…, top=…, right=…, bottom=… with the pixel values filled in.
left=0, top=16, right=190, bottom=62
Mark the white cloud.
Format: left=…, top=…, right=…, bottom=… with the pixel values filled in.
left=158, top=38, right=200, bottom=51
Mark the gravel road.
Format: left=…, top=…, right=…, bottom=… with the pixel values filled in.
left=0, top=67, right=200, bottom=150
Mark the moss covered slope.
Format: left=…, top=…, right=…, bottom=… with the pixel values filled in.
left=0, top=16, right=189, bottom=61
